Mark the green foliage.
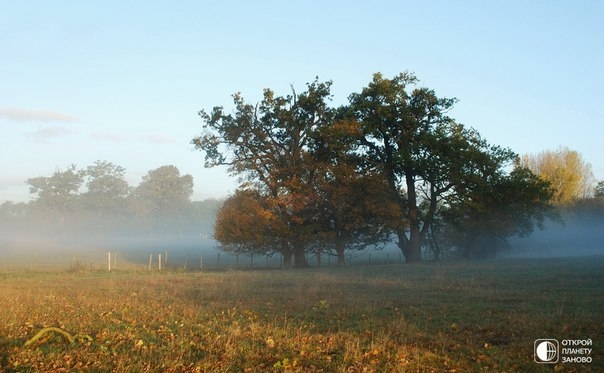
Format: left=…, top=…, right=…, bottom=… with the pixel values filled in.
left=345, top=72, right=525, bottom=262
left=26, top=164, right=85, bottom=224
left=3, top=162, right=213, bottom=242
left=83, top=160, right=130, bottom=213
left=194, top=79, right=337, bottom=267
left=133, top=165, right=194, bottom=217
left=194, top=71, right=559, bottom=263
left=442, top=166, right=556, bottom=258
left=595, top=180, right=604, bottom=199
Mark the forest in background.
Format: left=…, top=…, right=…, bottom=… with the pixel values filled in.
left=0, top=162, right=221, bottom=259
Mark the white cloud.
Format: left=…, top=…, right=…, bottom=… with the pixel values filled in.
left=27, top=126, right=72, bottom=142
left=0, top=107, right=78, bottom=123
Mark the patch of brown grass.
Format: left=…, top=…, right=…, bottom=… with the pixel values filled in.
left=1, top=257, right=602, bottom=371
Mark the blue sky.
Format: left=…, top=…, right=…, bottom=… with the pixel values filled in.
left=1, top=1, right=603, bottom=203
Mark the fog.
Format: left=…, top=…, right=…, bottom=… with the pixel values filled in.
left=2, top=198, right=603, bottom=271
left=0, top=198, right=223, bottom=271
left=505, top=212, right=604, bottom=259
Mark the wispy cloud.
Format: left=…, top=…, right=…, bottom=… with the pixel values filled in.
left=0, top=107, right=78, bottom=123
left=140, top=133, right=176, bottom=144
left=90, top=132, right=175, bottom=144
left=91, top=131, right=125, bottom=142
left=0, top=176, right=26, bottom=190
left=27, top=126, right=72, bottom=142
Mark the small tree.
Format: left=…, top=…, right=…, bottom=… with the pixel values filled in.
left=26, top=164, right=84, bottom=226
left=214, top=189, right=286, bottom=260
left=83, top=160, right=130, bottom=215
left=132, top=165, right=194, bottom=235
left=594, top=180, right=604, bottom=199
left=520, top=147, right=596, bottom=204
left=441, top=166, right=555, bottom=258
left=133, top=165, right=193, bottom=217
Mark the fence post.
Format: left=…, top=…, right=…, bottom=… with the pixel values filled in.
left=149, top=254, right=153, bottom=271
left=107, top=252, right=111, bottom=271
left=200, top=255, right=203, bottom=270
left=158, top=254, right=162, bottom=271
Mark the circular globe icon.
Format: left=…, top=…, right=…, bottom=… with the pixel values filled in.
left=536, top=341, right=557, bottom=362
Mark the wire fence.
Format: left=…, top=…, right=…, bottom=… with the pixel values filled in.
left=0, top=247, right=408, bottom=273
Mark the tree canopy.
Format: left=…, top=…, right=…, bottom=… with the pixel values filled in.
left=5, top=162, right=210, bottom=242
left=520, top=147, right=595, bottom=204
left=194, top=72, right=556, bottom=264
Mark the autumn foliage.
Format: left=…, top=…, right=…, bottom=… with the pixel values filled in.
left=194, top=72, right=555, bottom=264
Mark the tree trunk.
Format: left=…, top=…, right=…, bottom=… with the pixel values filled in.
left=404, top=234, right=423, bottom=263
left=281, top=242, right=292, bottom=268
left=397, top=228, right=422, bottom=263
left=293, top=242, right=309, bottom=268
left=335, top=238, right=346, bottom=266
left=401, top=172, right=423, bottom=263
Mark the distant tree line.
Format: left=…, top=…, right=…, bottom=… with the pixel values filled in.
left=0, top=162, right=221, bottom=245
left=193, top=72, right=592, bottom=267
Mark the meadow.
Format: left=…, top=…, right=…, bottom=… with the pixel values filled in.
left=1, top=256, right=602, bottom=372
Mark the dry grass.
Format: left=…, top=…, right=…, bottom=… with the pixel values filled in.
left=1, top=257, right=602, bottom=372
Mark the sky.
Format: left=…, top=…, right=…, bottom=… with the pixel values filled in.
left=1, top=1, right=603, bottom=203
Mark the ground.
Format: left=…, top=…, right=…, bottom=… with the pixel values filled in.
left=1, top=256, right=602, bottom=372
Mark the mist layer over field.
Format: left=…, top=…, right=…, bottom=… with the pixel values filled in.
left=508, top=211, right=604, bottom=258
left=2, top=218, right=603, bottom=273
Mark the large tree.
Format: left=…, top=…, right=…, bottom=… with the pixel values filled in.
left=195, top=72, right=556, bottom=265
left=193, top=79, right=334, bottom=267
left=345, top=72, right=531, bottom=263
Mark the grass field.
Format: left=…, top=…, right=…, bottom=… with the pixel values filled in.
left=1, top=256, right=602, bottom=372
